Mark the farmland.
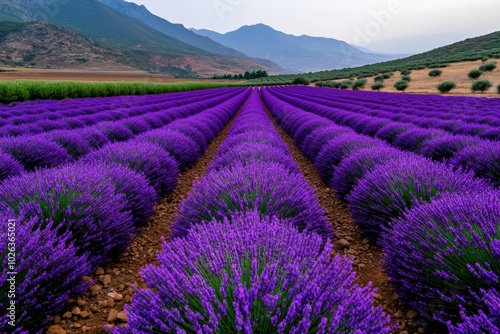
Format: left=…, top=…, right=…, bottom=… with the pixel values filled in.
left=0, top=85, right=498, bottom=334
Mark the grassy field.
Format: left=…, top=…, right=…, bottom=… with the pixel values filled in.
left=0, top=80, right=249, bottom=103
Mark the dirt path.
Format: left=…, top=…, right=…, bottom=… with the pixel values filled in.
left=261, top=95, right=436, bottom=334
left=45, top=110, right=241, bottom=334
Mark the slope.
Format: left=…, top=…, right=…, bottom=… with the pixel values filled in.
left=96, top=0, right=246, bottom=57
left=193, top=24, right=399, bottom=73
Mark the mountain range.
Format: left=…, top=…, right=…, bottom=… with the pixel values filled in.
left=0, top=0, right=404, bottom=75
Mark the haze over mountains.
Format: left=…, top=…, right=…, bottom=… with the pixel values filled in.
left=0, top=0, right=412, bottom=75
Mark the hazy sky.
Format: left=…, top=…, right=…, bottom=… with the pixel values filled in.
left=132, top=0, right=500, bottom=54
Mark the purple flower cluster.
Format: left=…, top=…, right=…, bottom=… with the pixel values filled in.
left=0, top=87, right=252, bottom=332
left=119, top=213, right=393, bottom=334
left=266, top=86, right=500, bottom=186
left=383, top=191, right=500, bottom=324
left=0, top=212, right=92, bottom=332
left=261, top=86, right=497, bottom=327
left=121, top=89, right=392, bottom=333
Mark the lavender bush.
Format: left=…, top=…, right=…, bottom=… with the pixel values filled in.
left=82, top=141, right=179, bottom=196
left=135, top=129, right=201, bottom=169
left=421, top=135, right=481, bottom=161
left=0, top=136, right=73, bottom=171
left=0, top=212, right=92, bottom=333
left=348, top=155, right=490, bottom=240
left=116, top=213, right=393, bottom=334
left=172, top=162, right=332, bottom=240
left=0, top=164, right=134, bottom=264
left=451, top=141, right=500, bottom=188
left=383, top=191, right=500, bottom=324
left=0, top=152, right=24, bottom=183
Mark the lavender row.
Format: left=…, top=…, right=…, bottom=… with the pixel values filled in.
left=0, top=89, right=249, bottom=333
left=273, top=86, right=500, bottom=140
left=0, top=88, right=244, bottom=138
left=117, top=89, right=394, bottom=333
left=262, top=87, right=500, bottom=332
left=268, top=87, right=500, bottom=187
left=0, top=89, right=249, bottom=181
left=279, top=86, right=500, bottom=127
left=0, top=87, right=230, bottom=119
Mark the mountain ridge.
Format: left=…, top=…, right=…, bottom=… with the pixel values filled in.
left=192, top=24, right=402, bottom=73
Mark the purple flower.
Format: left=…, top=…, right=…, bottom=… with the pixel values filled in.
left=0, top=152, right=24, bottom=182
left=115, top=212, right=393, bottom=334
left=383, top=191, right=500, bottom=324
left=451, top=141, right=500, bottom=188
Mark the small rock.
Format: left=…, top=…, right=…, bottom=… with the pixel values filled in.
left=95, top=267, right=105, bottom=275
left=101, top=275, right=111, bottom=285
left=107, top=292, right=123, bottom=301
left=47, top=325, right=66, bottom=334
left=107, top=297, right=115, bottom=308
left=358, top=263, right=366, bottom=269
left=90, top=284, right=102, bottom=292
left=82, top=276, right=92, bottom=283
left=362, top=238, right=370, bottom=244
left=418, top=327, right=425, bottom=334
left=374, top=294, right=383, bottom=301
left=77, top=299, right=87, bottom=307
left=407, top=310, right=418, bottom=319
left=80, top=311, right=90, bottom=319
left=107, top=309, right=118, bottom=322
left=63, top=311, right=72, bottom=319
left=336, top=239, right=350, bottom=250
left=394, top=311, right=403, bottom=319
left=72, top=307, right=81, bottom=316
left=400, top=332, right=409, bottom=334
left=117, top=311, right=127, bottom=322
left=54, top=315, right=61, bottom=324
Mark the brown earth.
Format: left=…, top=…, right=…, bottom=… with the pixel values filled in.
left=0, top=67, right=225, bottom=83
left=327, top=59, right=500, bottom=97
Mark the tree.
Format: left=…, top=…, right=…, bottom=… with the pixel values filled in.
left=394, top=80, right=409, bottom=92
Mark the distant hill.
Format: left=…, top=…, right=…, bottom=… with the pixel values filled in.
left=0, top=21, right=132, bottom=70
left=192, top=24, right=401, bottom=73
left=96, top=0, right=246, bottom=57
left=0, top=0, right=284, bottom=76
left=251, top=29, right=500, bottom=83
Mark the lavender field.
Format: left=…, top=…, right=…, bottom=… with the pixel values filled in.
left=0, top=86, right=498, bottom=333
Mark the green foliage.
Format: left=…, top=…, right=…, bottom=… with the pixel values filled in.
left=479, top=62, right=497, bottom=71
left=394, top=80, right=409, bottom=91
left=471, top=80, right=493, bottom=92
left=337, top=80, right=353, bottom=89
left=437, top=81, right=456, bottom=93
left=212, top=70, right=267, bottom=80
left=374, top=75, right=385, bottom=82
left=428, top=69, right=443, bottom=77
left=382, top=72, right=393, bottom=79
left=0, top=21, right=26, bottom=43
left=498, top=83, right=500, bottom=94
left=401, top=75, right=411, bottom=82
left=0, top=81, right=250, bottom=104
left=428, top=63, right=449, bottom=68
left=292, top=77, right=310, bottom=85
left=468, top=69, right=483, bottom=79
left=400, top=69, right=411, bottom=76
left=352, top=78, right=367, bottom=90
left=371, top=82, right=384, bottom=91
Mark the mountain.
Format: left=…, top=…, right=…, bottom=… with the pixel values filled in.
left=0, top=0, right=284, bottom=76
left=96, top=0, right=246, bottom=57
left=192, top=24, right=401, bottom=73
left=0, top=21, right=132, bottom=70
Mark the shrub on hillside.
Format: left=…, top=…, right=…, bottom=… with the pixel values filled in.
left=400, top=69, right=411, bottom=75
left=383, top=191, right=500, bottom=324
left=497, top=82, right=500, bottom=94
left=471, top=80, right=493, bottom=92
left=352, top=78, right=367, bottom=90
left=428, top=69, right=443, bottom=77
left=374, top=75, right=385, bottom=82
left=468, top=69, right=483, bottom=79
left=479, top=62, right=497, bottom=71
left=382, top=72, right=393, bottom=79
left=437, top=80, right=457, bottom=93
left=292, top=77, right=309, bottom=85
left=401, top=75, right=411, bottom=82
left=371, top=82, right=385, bottom=91
left=117, top=213, right=393, bottom=334
left=428, top=63, right=449, bottom=68
left=394, top=80, right=409, bottom=91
